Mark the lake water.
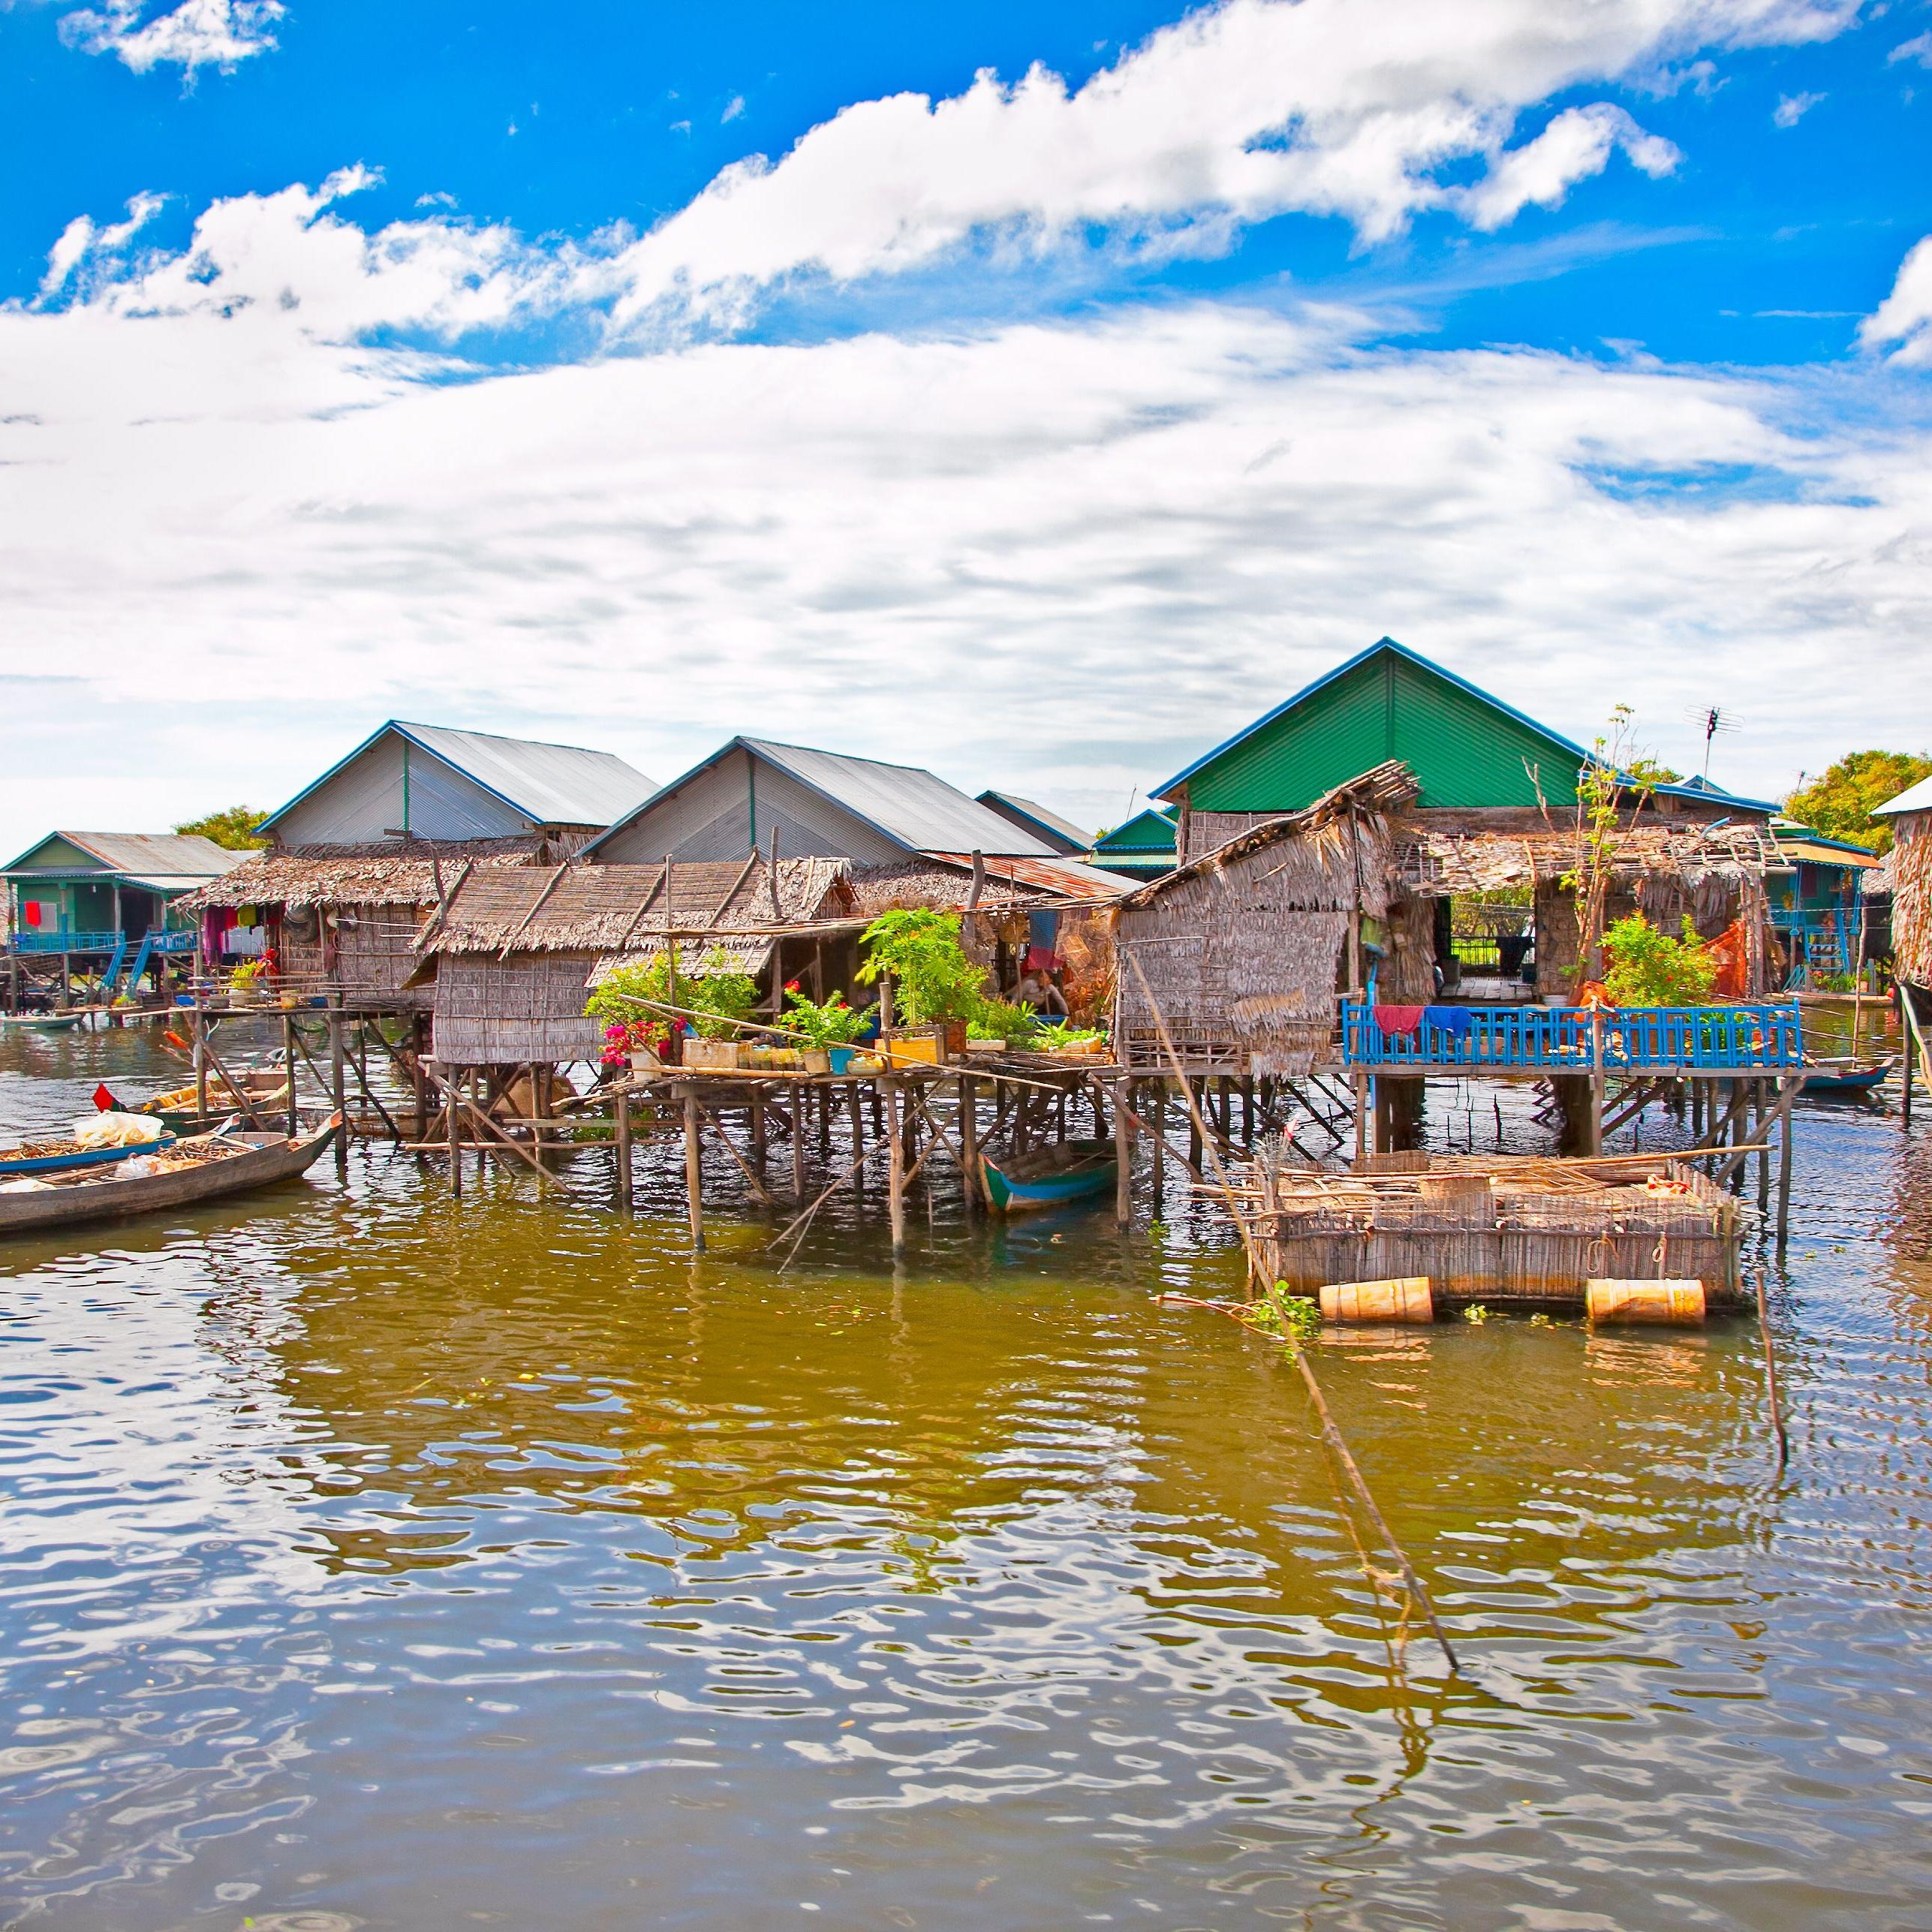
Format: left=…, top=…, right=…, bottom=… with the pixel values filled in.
left=2, top=1022, right=1930, bottom=1930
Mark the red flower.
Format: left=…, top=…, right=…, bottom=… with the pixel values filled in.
left=786, top=979, right=802, bottom=993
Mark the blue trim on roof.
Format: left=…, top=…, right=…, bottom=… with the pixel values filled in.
left=1151, top=637, right=1597, bottom=802
left=581, top=737, right=751, bottom=857
left=260, top=721, right=553, bottom=835
left=1776, top=823, right=1879, bottom=858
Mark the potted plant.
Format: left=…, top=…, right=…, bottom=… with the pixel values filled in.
left=585, top=949, right=757, bottom=1071
left=777, top=982, right=874, bottom=1073
left=856, top=910, right=988, bottom=1059
left=228, top=959, right=267, bottom=1007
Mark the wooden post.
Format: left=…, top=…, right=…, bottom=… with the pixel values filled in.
left=1113, top=1079, right=1132, bottom=1229
left=1903, top=992, right=1915, bottom=1128
left=885, top=1078, right=907, bottom=1256
left=791, top=1081, right=807, bottom=1201
left=847, top=1080, right=865, bottom=1192
left=1776, top=1078, right=1796, bottom=1255
left=194, top=1006, right=209, bottom=1118
left=1187, top=1079, right=1202, bottom=1169
left=751, top=1091, right=766, bottom=1175
left=1150, top=1080, right=1165, bottom=1197
left=447, top=1063, right=462, bottom=1199
left=1353, top=1068, right=1368, bottom=1163
left=330, top=1002, right=348, bottom=1172
left=684, top=1091, right=705, bottom=1252
left=958, top=1073, right=980, bottom=1214
left=284, top=1013, right=299, bottom=1136
left=615, top=1084, right=633, bottom=1213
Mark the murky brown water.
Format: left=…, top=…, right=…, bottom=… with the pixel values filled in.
left=2, top=1023, right=1930, bottom=1929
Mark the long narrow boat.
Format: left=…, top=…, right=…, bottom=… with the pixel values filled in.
left=1801, top=1056, right=1896, bottom=1096
left=0, top=1012, right=86, bottom=1033
left=136, top=1072, right=291, bottom=1134
left=0, top=1115, right=340, bottom=1237
left=981, top=1137, right=1119, bottom=1213
left=0, top=1133, right=176, bottom=1178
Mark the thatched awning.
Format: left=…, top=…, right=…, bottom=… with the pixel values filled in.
left=1396, top=820, right=1780, bottom=895
left=418, top=856, right=853, bottom=956
left=173, top=849, right=534, bottom=913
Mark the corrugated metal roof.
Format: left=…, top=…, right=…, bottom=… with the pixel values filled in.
left=923, top=853, right=1126, bottom=902
left=2, top=832, right=245, bottom=880
left=741, top=741, right=1061, bottom=857
left=1778, top=838, right=1879, bottom=868
left=261, top=722, right=656, bottom=835
left=395, top=724, right=655, bottom=827
left=974, top=791, right=1092, bottom=853
left=1875, top=775, right=1932, bottom=817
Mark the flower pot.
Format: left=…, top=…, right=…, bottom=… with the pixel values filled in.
left=942, top=1019, right=968, bottom=1058
left=802, top=1048, right=832, bottom=1076
left=883, top=1025, right=947, bottom=1067
left=684, top=1038, right=742, bottom=1071
left=827, top=1046, right=855, bottom=1076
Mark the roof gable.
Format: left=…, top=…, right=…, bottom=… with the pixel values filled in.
left=1095, top=807, right=1178, bottom=854
left=1156, top=638, right=1589, bottom=813
left=262, top=721, right=655, bottom=838
left=1876, top=775, right=1932, bottom=817
left=974, top=790, right=1091, bottom=853
left=3, top=830, right=242, bottom=881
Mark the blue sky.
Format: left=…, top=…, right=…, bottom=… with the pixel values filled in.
left=2, top=0, right=1929, bottom=851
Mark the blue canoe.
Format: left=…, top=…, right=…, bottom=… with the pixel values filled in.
left=981, top=1139, right=1118, bottom=1213
left=1801, top=1058, right=1894, bottom=1096
left=0, top=1133, right=177, bottom=1177
left=1, top=1013, right=86, bottom=1033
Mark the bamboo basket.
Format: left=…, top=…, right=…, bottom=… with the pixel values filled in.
left=1320, top=1277, right=1436, bottom=1323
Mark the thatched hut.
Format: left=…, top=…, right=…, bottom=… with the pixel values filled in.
left=1876, top=778, right=1932, bottom=996
left=171, top=844, right=536, bottom=1011
left=414, top=857, right=854, bottom=1067
left=1112, top=763, right=1416, bottom=1076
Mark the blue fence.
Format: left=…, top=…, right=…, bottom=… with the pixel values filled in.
left=7, top=928, right=196, bottom=957
left=1341, top=1001, right=1804, bottom=1072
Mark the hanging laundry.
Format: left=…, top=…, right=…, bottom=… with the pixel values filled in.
left=1422, top=1005, right=1473, bottom=1042
left=1373, top=1004, right=1425, bottom=1037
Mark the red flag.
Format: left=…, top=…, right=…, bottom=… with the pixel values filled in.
left=92, top=1083, right=122, bottom=1112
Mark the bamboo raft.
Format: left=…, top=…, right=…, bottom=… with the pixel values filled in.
left=1241, top=1150, right=1742, bottom=1311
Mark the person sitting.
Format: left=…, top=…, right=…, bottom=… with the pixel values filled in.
left=1013, top=969, right=1069, bottom=1016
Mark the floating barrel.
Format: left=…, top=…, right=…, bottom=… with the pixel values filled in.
left=1320, top=1276, right=1435, bottom=1323
left=1584, top=1279, right=1707, bottom=1326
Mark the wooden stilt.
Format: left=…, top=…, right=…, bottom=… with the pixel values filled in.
left=615, top=1085, right=633, bottom=1213
left=751, top=1091, right=766, bottom=1175
left=958, top=1073, right=980, bottom=1214
left=330, top=1003, right=348, bottom=1172
left=684, top=1091, right=705, bottom=1253
left=1150, top=1080, right=1165, bottom=1198
left=1187, top=1079, right=1202, bottom=1169
left=283, top=1013, right=299, bottom=1137
left=886, top=1078, right=907, bottom=1257
left=791, top=1081, right=807, bottom=1201
left=447, top=1064, right=462, bottom=1199
left=1113, top=1079, right=1132, bottom=1229
left=847, top=1081, right=865, bottom=1191
left=194, top=1007, right=209, bottom=1118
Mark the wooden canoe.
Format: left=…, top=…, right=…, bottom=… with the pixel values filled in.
left=1, top=1012, right=86, bottom=1033
left=1800, top=1057, right=1895, bottom=1095
left=0, top=1133, right=176, bottom=1178
left=0, top=1114, right=340, bottom=1237
left=981, top=1137, right=1118, bottom=1213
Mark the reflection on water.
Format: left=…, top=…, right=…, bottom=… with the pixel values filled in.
left=2, top=1028, right=1931, bottom=1928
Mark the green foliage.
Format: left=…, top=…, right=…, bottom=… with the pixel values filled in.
left=1602, top=912, right=1717, bottom=1007
left=856, top=908, right=988, bottom=1023
left=1621, top=754, right=1682, bottom=788
left=228, top=958, right=265, bottom=990
left=585, top=947, right=757, bottom=1040
left=174, top=805, right=269, bottom=850
left=1031, top=1019, right=1108, bottom=1051
left=968, top=997, right=1038, bottom=1048
left=779, top=986, right=873, bottom=1047
left=1461, top=1304, right=1491, bottom=1324
left=1786, top=749, right=1931, bottom=854
left=1236, top=1281, right=1323, bottom=1350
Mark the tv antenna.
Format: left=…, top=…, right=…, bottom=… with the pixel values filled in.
left=1685, top=705, right=1740, bottom=780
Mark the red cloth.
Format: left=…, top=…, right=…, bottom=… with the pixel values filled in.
left=1373, top=1004, right=1426, bottom=1037
left=23, top=902, right=40, bottom=928
left=1024, top=945, right=1064, bottom=974
left=1703, top=921, right=1750, bottom=1000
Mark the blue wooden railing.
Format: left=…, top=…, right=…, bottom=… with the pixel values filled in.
left=1341, top=1001, right=1804, bottom=1071
left=6, top=928, right=197, bottom=957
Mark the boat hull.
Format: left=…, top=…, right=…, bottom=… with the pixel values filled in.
left=981, top=1148, right=1118, bottom=1213
left=1801, top=1060, right=1894, bottom=1094
left=0, top=1135, right=176, bottom=1178
left=2, top=1013, right=85, bottom=1033
left=0, top=1116, right=339, bottom=1236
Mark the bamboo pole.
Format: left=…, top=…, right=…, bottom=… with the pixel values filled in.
left=615, top=1085, right=633, bottom=1212
left=447, top=1065, right=462, bottom=1198
left=330, top=1002, right=348, bottom=1172
left=958, top=1073, right=980, bottom=1214
left=1114, top=1076, right=1133, bottom=1229
left=885, top=1077, right=907, bottom=1256
left=1125, top=955, right=1461, bottom=1677
left=1758, top=1268, right=1789, bottom=1472
left=791, top=1079, right=807, bottom=1201
left=684, top=1092, right=705, bottom=1251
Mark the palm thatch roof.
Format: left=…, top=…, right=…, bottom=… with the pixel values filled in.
left=1397, top=818, right=1780, bottom=894
left=173, top=848, right=534, bottom=913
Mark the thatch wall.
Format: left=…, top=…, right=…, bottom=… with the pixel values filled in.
left=1891, top=809, right=1932, bottom=990
left=1114, top=763, right=1413, bottom=1074
left=432, top=952, right=605, bottom=1066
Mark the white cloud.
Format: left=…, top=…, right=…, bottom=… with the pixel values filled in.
left=1860, top=234, right=1932, bottom=363
left=721, top=95, right=745, bottom=124
left=60, top=0, right=284, bottom=75
left=1888, top=30, right=1932, bottom=65
left=602, top=0, right=1856, bottom=323
left=1, top=289, right=1927, bottom=856
left=1462, top=105, right=1678, bottom=230
left=1773, top=89, right=1824, bottom=124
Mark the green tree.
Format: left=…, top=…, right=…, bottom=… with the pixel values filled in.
left=1786, top=750, right=1932, bottom=854
left=174, top=805, right=270, bottom=850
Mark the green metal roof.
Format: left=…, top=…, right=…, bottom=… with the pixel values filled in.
left=1154, top=638, right=1588, bottom=812
left=1094, top=806, right=1178, bottom=855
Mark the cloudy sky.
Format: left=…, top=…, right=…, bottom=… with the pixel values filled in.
left=2, top=0, right=1930, bottom=854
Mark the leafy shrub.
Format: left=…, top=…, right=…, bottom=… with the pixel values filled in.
left=1602, top=913, right=1717, bottom=1007
left=585, top=947, right=758, bottom=1041
left=856, top=909, right=988, bottom=1024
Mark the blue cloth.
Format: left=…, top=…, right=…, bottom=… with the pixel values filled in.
left=1423, top=1004, right=1473, bottom=1042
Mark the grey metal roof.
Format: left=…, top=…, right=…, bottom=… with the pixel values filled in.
left=975, top=790, right=1092, bottom=852
left=741, top=741, right=1061, bottom=857
left=260, top=721, right=657, bottom=835
left=1874, top=775, right=1932, bottom=817
left=393, top=724, right=656, bottom=827
left=2, top=832, right=246, bottom=881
